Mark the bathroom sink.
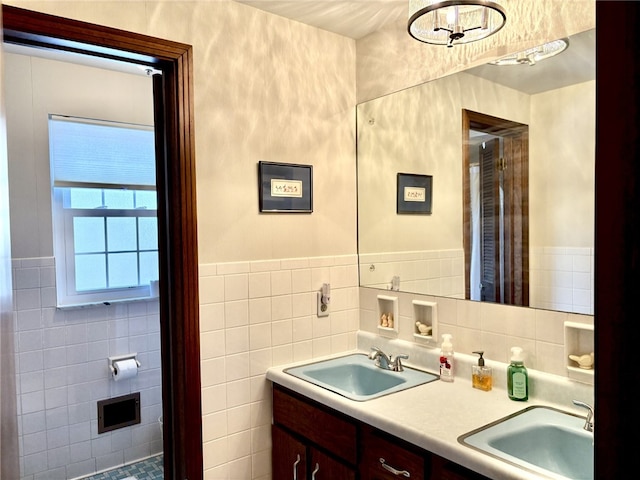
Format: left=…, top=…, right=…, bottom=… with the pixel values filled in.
left=284, top=353, right=439, bottom=401
left=459, top=406, right=593, bottom=480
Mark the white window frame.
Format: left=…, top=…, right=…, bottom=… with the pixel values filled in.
left=49, top=115, right=157, bottom=307
left=53, top=189, right=158, bottom=306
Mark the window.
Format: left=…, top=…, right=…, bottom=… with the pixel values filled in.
left=49, top=115, right=158, bottom=307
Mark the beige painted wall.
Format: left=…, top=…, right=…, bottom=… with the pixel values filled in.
left=4, top=0, right=358, bottom=264
left=357, top=72, right=529, bottom=254
left=358, top=75, right=595, bottom=254
left=5, top=52, right=154, bottom=258
left=530, top=81, right=595, bottom=248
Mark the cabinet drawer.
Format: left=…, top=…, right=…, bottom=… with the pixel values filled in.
left=273, top=385, right=358, bottom=464
left=360, top=426, right=425, bottom=480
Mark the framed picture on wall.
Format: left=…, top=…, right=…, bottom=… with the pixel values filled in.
left=258, top=161, right=313, bottom=213
left=397, top=173, right=432, bottom=214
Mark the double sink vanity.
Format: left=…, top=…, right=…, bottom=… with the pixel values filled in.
left=266, top=337, right=594, bottom=480
left=263, top=21, right=597, bottom=480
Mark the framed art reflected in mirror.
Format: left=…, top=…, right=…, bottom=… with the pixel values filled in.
left=397, top=173, right=432, bottom=214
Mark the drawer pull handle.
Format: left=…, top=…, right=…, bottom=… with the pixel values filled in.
left=293, top=454, right=301, bottom=480
left=380, top=458, right=411, bottom=477
left=311, top=463, right=320, bottom=479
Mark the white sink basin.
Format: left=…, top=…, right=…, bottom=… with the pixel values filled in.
left=459, top=406, right=593, bottom=480
left=284, top=353, right=439, bottom=401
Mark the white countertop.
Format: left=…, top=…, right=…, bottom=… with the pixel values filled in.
left=266, top=333, right=594, bottom=480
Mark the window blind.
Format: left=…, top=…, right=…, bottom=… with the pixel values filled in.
left=49, top=115, right=156, bottom=189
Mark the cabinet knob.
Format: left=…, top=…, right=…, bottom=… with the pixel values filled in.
left=379, top=457, right=411, bottom=477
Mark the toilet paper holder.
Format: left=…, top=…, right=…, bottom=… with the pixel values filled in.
left=108, top=353, right=141, bottom=375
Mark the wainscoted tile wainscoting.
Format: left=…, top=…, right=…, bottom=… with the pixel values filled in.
left=198, top=255, right=360, bottom=479
left=12, top=257, right=162, bottom=480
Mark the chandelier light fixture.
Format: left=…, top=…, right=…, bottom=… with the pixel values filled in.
left=408, top=0, right=506, bottom=48
left=489, top=38, right=569, bottom=66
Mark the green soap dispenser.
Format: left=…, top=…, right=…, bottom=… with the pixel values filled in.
left=507, top=347, right=528, bottom=401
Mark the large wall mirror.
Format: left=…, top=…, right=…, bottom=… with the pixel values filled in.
left=357, top=28, right=595, bottom=315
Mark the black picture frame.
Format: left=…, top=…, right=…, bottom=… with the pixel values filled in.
left=259, top=161, right=313, bottom=213
left=397, top=173, right=433, bottom=214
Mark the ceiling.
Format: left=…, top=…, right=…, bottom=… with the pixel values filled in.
left=4, top=1, right=595, bottom=95
left=234, top=0, right=408, bottom=39
left=234, top=0, right=595, bottom=95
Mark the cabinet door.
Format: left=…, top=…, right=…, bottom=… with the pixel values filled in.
left=272, top=425, right=307, bottom=480
left=431, top=454, right=491, bottom=480
left=360, top=427, right=425, bottom=480
left=309, top=447, right=356, bottom=480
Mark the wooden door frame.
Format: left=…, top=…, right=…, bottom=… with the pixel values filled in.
left=462, top=109, right=529, bottom=306
left=1, top=5, right=202, bottom=480
left=595, top=2, right=640, bottom=477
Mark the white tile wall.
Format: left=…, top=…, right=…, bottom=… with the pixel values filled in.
left=199, top=255, right=360, bottom=479
left=530, top=247, right=594, bottom=314
left=12, top=257, right=162, bottom=480
left=359, top=249, right=465, bottom=298
left=359, top=287, right=594, bottom=378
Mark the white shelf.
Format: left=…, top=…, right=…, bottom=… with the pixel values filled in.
left=377, top=295, right=398, bottom=337
left=564, top=321, right=594, bottom=384
left=412, top=300, right=437, bottom=343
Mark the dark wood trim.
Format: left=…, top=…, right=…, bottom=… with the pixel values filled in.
left=2, top=5, right=202, bottom=480
left=462, top=109, right=529, bottom=306
left=595, top=2, right=640, bottom=478
left=462, top=109, right=472, bottom=301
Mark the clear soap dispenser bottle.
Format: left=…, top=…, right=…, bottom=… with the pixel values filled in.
left=472, top=351, right=492, bottom=391
left=439, top=334, right=454, bottom=382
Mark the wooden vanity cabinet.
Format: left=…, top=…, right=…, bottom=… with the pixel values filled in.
left=430, top=454, right=491, bottom=480
left=272, top=424, right=307, bottom=480
left=272, top=384, right=490, bottom=480
left=272, top=385, right=358, bottom=479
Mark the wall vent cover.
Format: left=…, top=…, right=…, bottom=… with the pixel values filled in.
left=97, top=392, right=141, bottom=434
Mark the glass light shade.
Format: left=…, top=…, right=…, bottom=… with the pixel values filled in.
left=408, top=0, right=506, bottom=47
left=489, top=39, right=569, bottom=66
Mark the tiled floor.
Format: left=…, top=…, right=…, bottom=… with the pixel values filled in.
left=81, top=455, right=163, bottom=480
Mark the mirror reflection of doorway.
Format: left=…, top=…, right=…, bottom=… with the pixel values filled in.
left=463, top=110, right=530, bottom=306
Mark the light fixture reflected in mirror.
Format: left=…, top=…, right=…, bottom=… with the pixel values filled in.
left=408, top=0, right=506, bottom=48
left=490, top=38, right=569, bottom=66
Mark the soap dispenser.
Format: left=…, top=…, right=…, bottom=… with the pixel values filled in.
left=439, top=334, right=454, bottom=382
left=507, top=347, right=529, bottom=401
left=472, top=351, right=492, bottom=391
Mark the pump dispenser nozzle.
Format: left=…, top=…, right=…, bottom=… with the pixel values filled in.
left=473, top=351, right=485, bottom=366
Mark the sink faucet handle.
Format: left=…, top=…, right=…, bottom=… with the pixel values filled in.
left=391, top=354, right=409, bottom=372
left=572, top=399, right=594, bottom=432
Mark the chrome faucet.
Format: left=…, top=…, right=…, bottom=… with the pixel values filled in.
left=572, top=399, right=594, bottom=432
left=369, top=347, right=408, bottom=372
